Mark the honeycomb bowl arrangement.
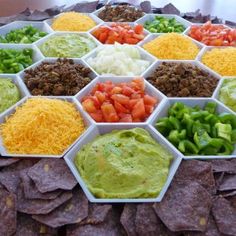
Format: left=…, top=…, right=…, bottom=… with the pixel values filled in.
left=0, top=7, right=235, bottom=204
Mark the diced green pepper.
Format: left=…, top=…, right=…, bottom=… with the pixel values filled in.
left=168, top=129, right=186, bottom=145
left=178, top=140, right=198, bottom=155
left=215, top=123, right=232, bottom=142
left=204, top=102, right=217, bottom=114
left=169, top=116, right=181, bottom=130
left=194, top=131, right=212, bottom=150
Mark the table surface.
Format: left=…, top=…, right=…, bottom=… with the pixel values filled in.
left=0, top=0, right=235, bottom=22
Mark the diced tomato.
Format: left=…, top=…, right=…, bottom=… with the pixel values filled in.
left=101, top=103, right=119, bottom=122
left=111, top=94, right=130, bottom=105
left=119, top=114, right=132, bottom=122
left=122, top=86, right=135, bottom=96
left=129, top=99, right=140, bottom=109
left=132, top=99, right=146, bottom=119
left=82, top=99, right=97, bottom=113
left=131, top=93, right=142, bottom=99
left=134, top=24, right=143, bottom=34
left=94, top=91, right=106, bottom=104
left=125, top=37, right=139, bottom=44
left=111, top=86, right=123, bottom=94
left=114, top=101, right=129, bottom=113
left=89, top=110, right=103, bottom=122
left=99, top=32, right=108, bottom=43
left=131, top=77, right=145, bottom=92
left=145, top=105, right=154, bottom=114
left=143, top=95, right=158, bottom=106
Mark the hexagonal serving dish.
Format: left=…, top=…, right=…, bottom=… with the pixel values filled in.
left=0, top=44, right=44, bottom=75
left=135, top=13, right=192, bottom=34
left=35, top=31, right=101, bottom=58
left=139, top=33, right=205, bottom=60
left=142, top=59, right=222, bottom=97
left=213, top=76, right=236, bottom=115
left=64, top=124, right=182, bottom=203
left=83, top=44, right=157, bottom=76
left=0, top=96, right=93, bottom=158
left=75, top=76, right=166, bottom=124
left=151, top=97, right=236, bottom=159
left=184, top=23, right=233, bottom=46
left=44, top=12, right=103, bottom=31
left=0, top=21, right=53, bottom=44
left=0, top=74, right=29, bottom=116
left=89, top=22, right=150, bottom=44
left=18, top=57, right=98, bottom=96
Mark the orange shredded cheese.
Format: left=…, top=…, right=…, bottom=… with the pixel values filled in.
left=201, top=47, right=236, bottom=76
left=0, top=98, right=85, bottom=155
left=52, top=12, right=96, bottom=32
left=143, top=33, right=200, bottom=60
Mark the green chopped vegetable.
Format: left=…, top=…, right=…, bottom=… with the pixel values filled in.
left=155, top=102, right=236, bottom=156
left=219, top=78, right=236, bottom=112
left=144, top=16, right=185, bottom=33
left=39, top=34, right=97, bottom=58
left=0, top=48, right=33, bottom=73
left=0, top=25, right=47, bottom=44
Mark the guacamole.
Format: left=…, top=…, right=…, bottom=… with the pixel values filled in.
left=74, top=128, right=173, bottom=199
left=0, top=79, right=21, bottom=113
left=39, top=34, right=97, bottom=58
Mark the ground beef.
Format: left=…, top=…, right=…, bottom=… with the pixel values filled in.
left=146, top=62, right=219, bottom=97
left=23, top=58, right=93, bottom=96
left=98, top=5, right=144, bottom=22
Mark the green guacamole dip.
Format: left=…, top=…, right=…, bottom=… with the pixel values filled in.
left=74, top=128, right=173, bottom=199
left=219, top=78, right=236, bottom=112
left=39, top=34, right=97, bottom=58
left=0, top=79, right=21, bottom=113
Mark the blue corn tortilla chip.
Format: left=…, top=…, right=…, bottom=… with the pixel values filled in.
left=27, top=159, right=77, bottom=193
left=80, top=203, right=112, bottom=225
left=218, top=174, right=236, bottom=192
left=66, top=206, right=126, bottom=236
left=0, top=188, right=17, bottom=236
left=16, top=213, right=57, bottom=236
left=153, top=181, right=212, bottom=232
left=0, top=159, right=38, bottom=193
left=32, top=188, right=88, bottom=228
left=0, top=157, right=19, bottom=167
left=120, top=204, right=137, bottom=236
left=20, top=168, right=62, bottom=200
left=17, top=183, right=72, bottom=215
left=212, top=197, right=236, bottom=236
left=174, top=160, right=216, bottom=194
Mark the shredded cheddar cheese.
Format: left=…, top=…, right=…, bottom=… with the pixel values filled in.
left=202, top=47, right=236, bottom=76
left=52, top=12, right=96, bottom=32
left=143, top=33, right=199, bottom=60
left=0, top=98, right=85, bottom=155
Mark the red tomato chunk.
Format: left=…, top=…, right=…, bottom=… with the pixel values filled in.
left=81, top=78, right=159, bottom=122
left=92, top=23, right=145, bottom=44
left=188, top=21, right=236, bottom=46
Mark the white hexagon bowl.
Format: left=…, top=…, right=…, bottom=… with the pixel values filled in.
left=0, top=44, right=44, bottom=75
left=44, top=12, right=103, bottom=32
left=150, top=97, right=236, bottom=159
left=0, top=21, right=53, bottom=44
left=75, top=76, right=167, bottom=125
left=142, top=59, right=222, bottom=97
left=0, top=96, right=94, bottom=158
left=64, top=123, right=182, bottom=203
left=88, top=22, right=150, bottom=45
left=83, top=44, right=157, bottom=77
left=135, top=13, right=192, bottom=34
left=213, top=76, right=236, bottom=115
left=184, top=23, right=233, bottom=46
left=0, top=74, right=30, bottom=116
left=18, top=57, right=99, bottom=96
left=138, top=33, right=205, bottom=60
left=35, top=31, right=101, bottom=58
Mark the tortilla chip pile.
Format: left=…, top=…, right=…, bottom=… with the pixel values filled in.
left=0, top=157, right=235, bottom=236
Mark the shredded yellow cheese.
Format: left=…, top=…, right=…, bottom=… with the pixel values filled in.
left=52, top=12, right=96, bottom=32
left=202, top=47, right=236, bottom=76
left=1, top=98, right=85, bottom=155
left=143, top=33, right=199, bottom=60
